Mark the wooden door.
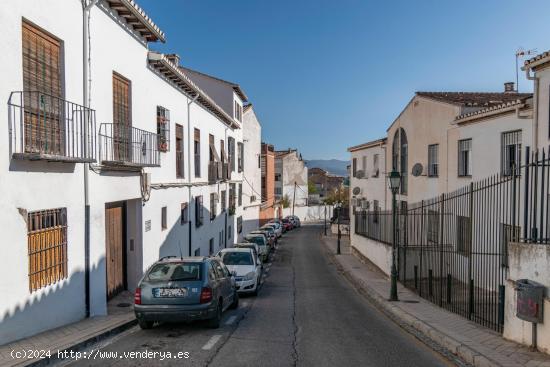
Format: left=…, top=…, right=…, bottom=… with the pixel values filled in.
left=105, top=204, right=125, bottom=299
left=22, top=21, right=64, bottom=155
left=112, top=73, right=131, bottom=162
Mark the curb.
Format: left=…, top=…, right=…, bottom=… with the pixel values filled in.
left=23, top=318, right=138, bottom=367
left=320, top=235, right=500, bottom=367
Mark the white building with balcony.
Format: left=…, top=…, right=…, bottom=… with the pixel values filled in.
left=0, top=0, right=257, bottom=345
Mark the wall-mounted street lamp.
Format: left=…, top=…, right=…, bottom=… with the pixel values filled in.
left=388, top=170, right=401, bottom=301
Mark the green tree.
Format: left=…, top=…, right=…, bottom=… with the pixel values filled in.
left=308, top=180, right=317, bottom=194
left=281, top=194, right=291, bottom=208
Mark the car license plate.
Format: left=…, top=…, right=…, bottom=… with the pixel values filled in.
left=154, top=288, right=187, bottom=298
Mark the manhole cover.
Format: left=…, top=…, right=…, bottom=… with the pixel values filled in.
left=117, top=302, right=131, bottom=307
left=401, top=300, right=419, bottom=304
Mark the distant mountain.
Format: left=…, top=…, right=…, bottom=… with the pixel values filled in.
left=305, top=159, right=349, bottom=177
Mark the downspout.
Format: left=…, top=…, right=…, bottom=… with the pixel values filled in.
left=525, top=68, right=539, bottom=151
left=82, top=0, right=99, bottom=319
left=187, top=94, right=199, bottom=256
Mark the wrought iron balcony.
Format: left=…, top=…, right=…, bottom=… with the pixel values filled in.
left=98, top=123, right=160, bottom=167
left=8, top=91, right=97, bottom=163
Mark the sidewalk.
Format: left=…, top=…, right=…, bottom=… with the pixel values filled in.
left=320, top=233, right=550, bottom=367
left=0, top=292, right=136, bottom=367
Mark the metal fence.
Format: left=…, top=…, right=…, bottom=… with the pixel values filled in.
left=98, top=123, right=160, bottom=167
left=354, top=147, right=550, bottom=333
left=8, top=91, right=96, bottom=162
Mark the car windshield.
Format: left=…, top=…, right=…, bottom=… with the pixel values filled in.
left=221, top=252, right=253, bottom=265
left=245, top=236, right=264, bottom=246
left=147, top=262, right=202, bottom=281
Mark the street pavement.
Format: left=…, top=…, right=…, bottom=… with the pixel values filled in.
left=66, top=225, right=454, bottom=367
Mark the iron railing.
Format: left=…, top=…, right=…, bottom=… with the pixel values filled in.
left=98, top=123, right=160, bottom=167
left=353, top=146, right=550, bottom=333
left=8, top=91, right=96, bottom=162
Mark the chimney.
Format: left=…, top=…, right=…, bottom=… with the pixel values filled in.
left=166, top=53, right=180, bottom=66
left=504, top=82, right=515, bottom=93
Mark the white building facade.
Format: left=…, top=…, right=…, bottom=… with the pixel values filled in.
left=274, top=149, right=308, bottom=208
left=0, top=0, right=258, bottom=345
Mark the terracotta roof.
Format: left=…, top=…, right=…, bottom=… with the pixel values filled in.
left=455, top=96, right=532, bottom=123
left=179, top=67, right=248, bottom=102
left=106, top=0, right=166, bottom=43
left=523, top=50, right=550, bottom=70
left=347, top=138, right=387, bottom=152
left=416, top=92, right=532, bottom=107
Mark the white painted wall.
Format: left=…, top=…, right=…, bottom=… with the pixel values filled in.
left=282, top=205, right=334, bottom=222
left=350, top=236, right=392, bottom=276
left=276, top=152, right=308, bottom=207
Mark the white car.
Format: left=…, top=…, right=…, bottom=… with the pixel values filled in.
left=262, top=223, right=282, bottom=238
left=219, top=248, right=262, bottom=296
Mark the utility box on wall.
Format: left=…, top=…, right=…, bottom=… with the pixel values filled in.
left=516, top=279, right=545, bottom=323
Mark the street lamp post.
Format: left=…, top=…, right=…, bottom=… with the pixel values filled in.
left=336, top=202, right=341, bottom=255
left=324, top=204, right=327, bottom=236
left=388, top=170, right=401, bottom=302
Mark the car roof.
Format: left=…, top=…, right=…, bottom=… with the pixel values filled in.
left=235, top=242, right=256, bottom=247
left=220, top=247, right=253, bottom=253
left=157, top=256, right=208, bottom=263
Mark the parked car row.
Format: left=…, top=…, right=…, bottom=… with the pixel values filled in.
left=133, top=216, right=301, bottom=330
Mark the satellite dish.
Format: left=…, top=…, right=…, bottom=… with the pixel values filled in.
left=352, top=187, right=361, bottom=196
left=356, top=170, right=365, bottom=179
left=412, top=163, right=423, bottom=177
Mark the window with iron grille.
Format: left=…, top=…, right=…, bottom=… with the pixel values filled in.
left=238, top=183, right=243, bottom=206
left=176, top=124, right=184, bottom=178
left=229, top=183, right=236, bottom=211
left=458, top=139, right=472, bottom=177
left=428, top=144, right=439, bottom=177
left=501, top=130, right=521, bottom=176
left=352, top=158, right=357, bottom=177
left=180, top=202, right=188, bottom=225
left=157, top=106, right=170, bottom=152
left=456, top=215, right=471, bottom=256
left=27, top=208, right=68, bottom=292
left=161, top=206, right=167, bottom=230
left=221, top=190, right=227, bottom=211
left=427, top=209, right=439, bottom=243
left=500, top=224, right=520, bottom=267
left=234, top=101, right=242, bottom=122
left=237, top=216, right=243, bottom=234
left=238, top=142, right=244, bottom=172
left=228, top=137, right=236, bottom=172
left=194, top=128, right=201, bottom=177
left=195, top=195, right=204, bottom=227
left=210, top=193, right=217, bottom=221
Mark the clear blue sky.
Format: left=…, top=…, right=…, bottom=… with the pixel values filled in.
left=138, top=0, right=550, bottom=160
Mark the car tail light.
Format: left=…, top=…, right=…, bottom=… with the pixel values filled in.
left=134, top=288, right=142, bottom=305
left=200, top=287, right=213, bottom=303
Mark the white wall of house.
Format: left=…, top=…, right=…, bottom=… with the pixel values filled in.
left=531, top=64, right=550, bottom=150
left=0, top=0, right=87, bottom=345
left=349, top=142, right=388, bottom=211
left=276, top=152, right=308, bottom=207
left=239, top=107, right=262, bottom=241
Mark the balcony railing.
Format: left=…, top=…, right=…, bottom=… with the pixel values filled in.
left=98, top=123, right=160, bottom=167
left=8, top=91, right=96, bottom=163
left=208, top=161, right=220, bottom=184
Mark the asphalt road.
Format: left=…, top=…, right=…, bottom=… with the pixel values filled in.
left=67, top=225, right=454, bottom=367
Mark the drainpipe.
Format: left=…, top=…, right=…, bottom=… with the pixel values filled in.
left=82, top=0, right=99, bottom=319
left=525, top=68, right=539, bottom=151
left=187, top=94, right=199, bottom=256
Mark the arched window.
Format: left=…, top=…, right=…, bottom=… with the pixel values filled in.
left=391, top=128, right=408, bottom=195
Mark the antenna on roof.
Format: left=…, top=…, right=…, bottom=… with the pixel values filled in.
left=515, top=47, right=537, bottom=92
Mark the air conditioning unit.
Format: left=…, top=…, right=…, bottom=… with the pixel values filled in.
left=250, top=195, right=256, bottom=203
left=356, top=170, right=365, bottom=179
left=352, top=187, right=362, bottom=196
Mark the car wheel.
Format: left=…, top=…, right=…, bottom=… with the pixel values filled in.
left=230, top=290, right=239, bottom=309
left=252, top=278, right=259, bottom=296
left=138, top=319, right=154, bottom=330
left=208, top=301, right=222, bottom=329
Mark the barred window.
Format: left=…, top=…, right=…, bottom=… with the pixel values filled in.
left=352, top=158, right=357, bottom=177
left=501, top=130, right=521, bottom=176
left=428, top=144, right=439, bottom=177
left=194, top=128, right=201, bottom=178
left=161, top=206, right=167, bottom=230
left=28, top=208, right=68, bottom=292
left=210, top=193, right=217, bottom=221
left=195, top=195, right=204, bottom=227
left=458, top=139, right=472, bottom=177
left=373, top=154, right=379, bottom=177
left=175, top=124, right=184, bottom=178
left=237, top=216, right=243, bottom=234
left=238, top=142, right=244, bottom=172
left=180, top=202, right=188, bottom=225
left=221, top=190, right=227, bottom=211
left=157, top=106, right=170, bottom=152
left=238, top=183, right=243, bottom=206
